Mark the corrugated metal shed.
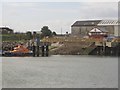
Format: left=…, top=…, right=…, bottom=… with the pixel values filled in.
left=71, top=20, right=101, bottom=27
left=98, top=20, right=119, bottom=26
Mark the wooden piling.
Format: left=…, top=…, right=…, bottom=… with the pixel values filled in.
left=32, top=45, right=36, bottom=57
left=45, top=45, right=49, bottom=56
left=41, top=45, right=45, bottom=57
left=37, top=46, right=39, bottom=57
left=36, top=37, right=40, bottom=57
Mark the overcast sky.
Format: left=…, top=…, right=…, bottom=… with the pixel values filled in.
left=1, top=1, right=119, bottom=34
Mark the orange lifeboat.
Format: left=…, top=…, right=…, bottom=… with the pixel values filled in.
left=10, top=45, right=30, bottom=53
left=4, top=45, right=33, bottom=56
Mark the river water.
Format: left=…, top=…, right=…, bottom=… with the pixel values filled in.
left=1, top=55, right=118, bottom=88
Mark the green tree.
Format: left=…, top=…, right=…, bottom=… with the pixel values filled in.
left=26, top=31, right=32, bottom=40
left=33, top=31, right=37, bottom=39
left=52, top=31, right=57, bottom=36
left=41, top=26, right=52, bottom=37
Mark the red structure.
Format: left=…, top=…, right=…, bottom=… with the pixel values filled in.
left=88, top=28, right=108, bottom=39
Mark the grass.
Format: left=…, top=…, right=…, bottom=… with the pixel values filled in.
left=1, top=34, right=30, bottom=42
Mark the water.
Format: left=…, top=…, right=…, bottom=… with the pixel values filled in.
left=0, top=57, right=1, bottom=89
left=1, top=55, right=118, bottom=88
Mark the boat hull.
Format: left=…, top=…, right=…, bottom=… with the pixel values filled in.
left=3, top=52, right=33, bottom=57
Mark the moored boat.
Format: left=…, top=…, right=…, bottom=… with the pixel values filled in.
left=3, top=45, right=33, bottom=57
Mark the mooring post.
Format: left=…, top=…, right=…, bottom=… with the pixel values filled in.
left=41, top=45, right=45, bottom=57
left=100, top=46, right=102, bottom=55
left=37, top=45, right=39, bottom=57
left=33, top=45, right=36, bottom=57
left=97, top=46, right=100, bottom=55
left=36, top=37, right=40, bottom=57
left=102, top=38, right=107, bottom=56
left=45, top=44, right=49, bottom=57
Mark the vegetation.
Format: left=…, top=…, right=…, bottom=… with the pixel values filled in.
left=1, top=26, right=57, bottom=41
left=2, top=34, right=26, bottom=41
left=26, top=31, right=33, bottom=40
left=41, top=26, right=52, bottom=37
left=52, top=31, right=57, bottom=36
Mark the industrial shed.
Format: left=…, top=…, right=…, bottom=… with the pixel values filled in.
left=71, top=20, right=120, bottom=37
left=97, top=20, right=120, bottom=37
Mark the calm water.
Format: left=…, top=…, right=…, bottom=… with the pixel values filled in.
left=1, top=55, right=118, bottom=88
left=0, top=57, right=1, bottom=89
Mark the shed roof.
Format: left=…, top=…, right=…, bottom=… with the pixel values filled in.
left=97, top=20, right=119, bottom=26
left=71, top=20, right=101, bottom=27
left=90, top=28, right=108, bottom=33
left=90, top=28, right=102, bottom=33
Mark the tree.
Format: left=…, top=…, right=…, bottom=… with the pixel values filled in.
left=52, top=31, right=57, bottom=36
left=33, top=31, right=37, bottom=39
left=41, top=26, right=52, bottom=37
left=26, top=31, right=32, bottom=40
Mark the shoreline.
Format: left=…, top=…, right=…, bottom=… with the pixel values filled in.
left=1, top=54, right=119, bottom=58
left=1, top=41, right=120, bottom=57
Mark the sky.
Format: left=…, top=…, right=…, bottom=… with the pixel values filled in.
left=1, top=0, right=119, bottom=34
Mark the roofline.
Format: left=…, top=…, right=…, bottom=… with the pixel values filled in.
left=71, top=20, right=102, bottom=27
left=71, top=19, right=119, bottom=27
left=98, top=24, right=119, bottom=26
left=74, top=19, right=102, bottom=22
left=71, top=24, right=99, bottom=27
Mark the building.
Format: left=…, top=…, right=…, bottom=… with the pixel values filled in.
left=0, top=27, right=14, bottom=34
left=71, top=20, right=101, bottom=37
left=97, top=20, right=120, bottom=37
left=88, top=28, right=108, bottom=39
left=71, top=20, right=120, bottom=37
